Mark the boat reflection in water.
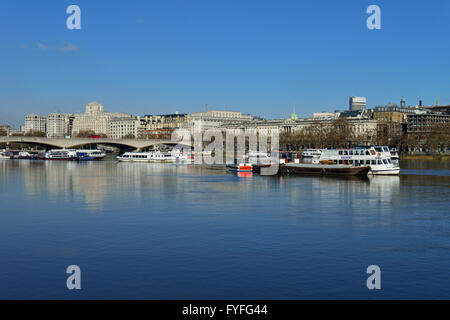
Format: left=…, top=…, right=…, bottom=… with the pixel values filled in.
left=238, top=172, right=253, bottom=178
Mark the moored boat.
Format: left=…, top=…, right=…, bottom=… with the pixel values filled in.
left=44, top=149, right=78, bottom=160
left=301, top=149, right=322, bottom=158
left=117, top=151, right=176, bottom=163
left=281, top=163, right=370, bottom=176
left=75, top=150, right=106, bottom=161
left=227, top=163, right=253, bottom=172
left=117, top=152, right=152, bottom=162
left=76, top=152, right=94, bottom=161
left=316, top=146, right=400, bottom=175
left=0, top=151, right=11, bottom=160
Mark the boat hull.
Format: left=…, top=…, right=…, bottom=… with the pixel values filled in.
left=281, top=164, right=370, bottom=176
left=44, top=157, right=77, bottom=161
left=369, top=168, right=401, bottom=175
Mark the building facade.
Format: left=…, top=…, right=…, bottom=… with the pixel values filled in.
left=109, top=117, right=140, bottom=139
left=46, top=113, right=72, bottom=137
left=372, top=104, right=416, bottom=123
left=221, top=117, right=379, bottom=140
left=72, top=102, right=131, bottom=137
left=189, top=110, right=254, bottom=132
left=0, top=125, right=12, bottom=136
left=141, top=113, right=189, bottom=130
left=407, top=113, right=450, bottom=133
left=24, top=114, right=47, bottom=134
left=349, top=96, right=367, bottom=111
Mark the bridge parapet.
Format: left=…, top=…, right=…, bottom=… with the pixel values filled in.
left=0, top=137, right=191, bottom=150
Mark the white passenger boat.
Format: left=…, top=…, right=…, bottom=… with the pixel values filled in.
left=117, top=151, right=176, bottom=163
left=150, top=151, right=176, bottom=163
left=0, top=152, right=11, bottom=160
left=302, top=149, right=322, bottom=158
left=314, top=146, right=400, bottom=175
left=75, top=149, right=106, bottom=161
left=44, top=149, right=78, bottom=160
left=170, top=149, right=195, bottom=163
left=389, top=148, right=400, bottom=160
left=16, top=151, right=32, bottom=159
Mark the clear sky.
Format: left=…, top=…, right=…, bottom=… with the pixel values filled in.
left=1, top=0, right=449, bottom=127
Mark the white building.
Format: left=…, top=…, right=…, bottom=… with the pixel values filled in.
left=349, top=96, right=367, bottom=111
left=222, top=116, right=379, bottom=139
left=109, top=117, right=140, bottom=139
left=313, top=112, right=337, bottom=120
left=0, top=125, right=12, bottom=136
left=24, top=114, right=47, bottom=134
left=189, top=110, right=254, bottom=132
left=46, top=113, right=72, bottom=137
left=72, top=102, right=131, bottom=137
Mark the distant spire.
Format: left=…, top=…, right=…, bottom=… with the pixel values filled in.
left=290, top=104, right=298, bottom=120
left=437, top=98, right=440, bottom=106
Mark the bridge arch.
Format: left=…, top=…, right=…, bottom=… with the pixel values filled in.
left=0, top=137, right=193, bottom=151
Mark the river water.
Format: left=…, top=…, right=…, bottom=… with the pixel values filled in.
left=0, top=157, right=449, bottom=299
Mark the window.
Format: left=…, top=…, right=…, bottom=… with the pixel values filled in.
left=378, top=160, right=383, bottom=165
left=371, top=160, right=376, bottom=165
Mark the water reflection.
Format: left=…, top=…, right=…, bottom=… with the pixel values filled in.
left=0, top=159, right=448, bottom=216
left=1, top=158, right=450, bottom=299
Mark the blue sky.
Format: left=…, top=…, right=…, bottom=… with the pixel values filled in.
left=0, top=0, right=449, bottom=127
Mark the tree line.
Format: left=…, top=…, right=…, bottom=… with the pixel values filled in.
left=280, top=118, right=450, bottom=154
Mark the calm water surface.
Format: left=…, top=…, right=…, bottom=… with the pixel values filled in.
left=0, top=157, right=449, bottom=299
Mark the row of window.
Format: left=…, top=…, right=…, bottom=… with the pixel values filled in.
left=338, top=159, right=392, bottom=165
left=338, top=150, right=373, bottom=156
left=122, top=154, right=149, bottom=159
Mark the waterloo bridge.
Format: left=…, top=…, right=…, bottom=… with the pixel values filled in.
left=0, top=136, right=192, bottom=151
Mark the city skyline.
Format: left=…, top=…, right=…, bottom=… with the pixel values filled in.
left=1, top=0, right=450, bottom=127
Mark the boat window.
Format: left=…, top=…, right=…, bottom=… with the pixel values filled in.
left=366, top=160, right=371, bottom=165
left=375, top=147, right=382, bottom=152
left=366, top=151, right=370, bottom=155
left=378, top=160, right=383, bottom=165
left=339, top=151, right=343, bottom=155
left=349, top=160, right=353, bottom=164
left=349, top=151, right=353, bottom=155
left=383, top=147, right=389, bottom=152
left=338, top=160, right=343, bottom=164
left=383, top=159, right=389, bottom=164
left=371, top=160, right=376, bottom=165
left=344, top=151, right=348, bottom=155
